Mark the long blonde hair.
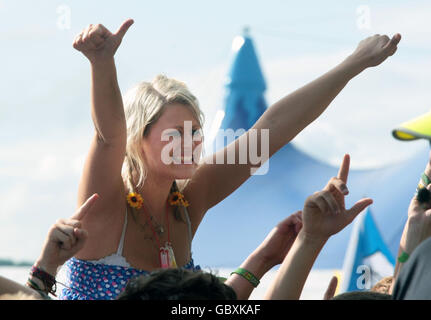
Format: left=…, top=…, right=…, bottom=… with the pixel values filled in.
left=122, top=74, right=204, bottom=196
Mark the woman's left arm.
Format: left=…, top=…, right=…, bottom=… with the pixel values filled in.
left=186, top=34, right=400, bottom=225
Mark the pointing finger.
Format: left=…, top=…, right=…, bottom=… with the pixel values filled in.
left=337, top=154, right=350, bottom=184
left=323, top=276, right=338, bottom=300
left=71, top=193, right=99, bottom=221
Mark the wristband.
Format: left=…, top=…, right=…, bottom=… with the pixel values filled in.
left=398, top=251, right=409, bottom=263
left=29, top=266, right=57, bottom=297
left=416, top=173, right=431, bottom=194
left=230, top=268, right=260, bottom=287
left=422, top=173, right=431, bottom=186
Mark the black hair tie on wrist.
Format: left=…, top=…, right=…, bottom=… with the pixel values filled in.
left=417, top=187, right=431, bottom=204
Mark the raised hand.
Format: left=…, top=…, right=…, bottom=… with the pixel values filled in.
left=301, top=154, right=373, bottom=241
left=323, top=276, right=338, bottom=300
left=254, top=211, right=303, bottom=267
left=34, top=194, right=99, bottom=276
left=399, top=184, right=431, bottom=256
left=349, top=33, right=401, bottom=70
left=73, top=19, right=134, bottom=63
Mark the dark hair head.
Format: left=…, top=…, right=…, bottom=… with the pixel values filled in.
left=331, top=291, right=392, bottom=300
left=117, top=268, right=237, bottom=300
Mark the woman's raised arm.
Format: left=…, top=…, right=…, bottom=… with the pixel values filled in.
left=73, top=20, right=133, bottom=216
left=186, top=34, right=400, bottom=225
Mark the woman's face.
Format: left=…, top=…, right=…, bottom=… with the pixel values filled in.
left=142, top=103, right=203, bottom=180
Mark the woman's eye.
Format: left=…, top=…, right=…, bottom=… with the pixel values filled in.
left=168, top=131, right=182, bottom=137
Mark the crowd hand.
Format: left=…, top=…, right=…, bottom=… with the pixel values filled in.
left=301, top=154, right=373, bottom=241
left=254, top=211, right=303, bottom=267
left=323, top=276, right=338, bottom=300
left=403, top=185, right=431, bottom=252
left=73, top=19, right=134, bottom=63
left=34, top=194, right=99, bottom=276
left=347, top=33, right=401, bottom=71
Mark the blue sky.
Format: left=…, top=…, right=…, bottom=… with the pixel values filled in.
left=1, top=0, right=431, bottom=262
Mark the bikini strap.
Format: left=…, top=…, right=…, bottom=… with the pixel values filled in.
left=182, top=206, right=193, bottom=259
left=116, top=206, right=128, bottom=255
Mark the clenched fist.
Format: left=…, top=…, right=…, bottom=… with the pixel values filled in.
left=73, top=19, right=134, bottom=63
left=349, top=33, right=401, bottom=70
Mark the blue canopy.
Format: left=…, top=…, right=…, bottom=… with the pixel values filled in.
left=192, top=31, right=429, bottom=269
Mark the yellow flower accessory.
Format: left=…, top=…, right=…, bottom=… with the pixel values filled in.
left=127, top=192, right=143, bottom=209
left=169, top=191, right=189, bottom=207
left=181, top=199, right=190, bottom=207
left=169, top=191, right=183, bottom=206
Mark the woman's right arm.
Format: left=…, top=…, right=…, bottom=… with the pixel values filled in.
left=73, top=20, right=134, bottom=216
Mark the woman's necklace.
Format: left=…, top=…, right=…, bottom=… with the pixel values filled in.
left=141, top=202, right=165, bottom=237
left=127, top=192, right=165, bottom=237
left=141, top=200, right=177, bottom=268
left=126, top=190, right=189, bottom=269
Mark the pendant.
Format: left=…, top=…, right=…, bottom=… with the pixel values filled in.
left=159, top=242, right=177, bottom=268
left=156, top=225, right=164, bottom=236
left=166, top=242, right=177, bottom=268
left=160, top=246, right=170, bottom=269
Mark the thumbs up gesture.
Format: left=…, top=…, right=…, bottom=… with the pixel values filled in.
left=34, top=194, right=99, bottom=276
left=349, top=33, right=401, bottom=70
left=73, top=19, right=134, bottom=63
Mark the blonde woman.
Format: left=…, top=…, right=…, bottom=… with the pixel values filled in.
left=60, top=18, right=401, bottom=299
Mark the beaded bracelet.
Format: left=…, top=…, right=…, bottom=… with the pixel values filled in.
left=230, top=268, right=260, bottom=288
left=28, top=266, right=57, bottom=297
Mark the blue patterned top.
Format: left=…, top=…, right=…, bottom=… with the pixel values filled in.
left=59, top=206, right=199, bottom=300
left=59, top=257, right=200, bottom=300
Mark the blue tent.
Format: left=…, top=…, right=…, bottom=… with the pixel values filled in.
left=341, top=208, right=396, bottom=291
left=193, top=31, right=429, bottom=269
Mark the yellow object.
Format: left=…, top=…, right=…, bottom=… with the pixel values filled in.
left=169, top=191, right=190, bottom=207
left=392, top=112, right=431, bottom=141
left=126, top=192, right=144, bottom=209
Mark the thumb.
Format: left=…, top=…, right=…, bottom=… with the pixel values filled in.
left=73, top=228, right=88, bottom=250
left=74, top=228, right=88, bottom=240
left=114, top=19, right=134, bottom=41
left=346, top=198, right=373, bottom=222
left=383, top=33, right=401, bottom=51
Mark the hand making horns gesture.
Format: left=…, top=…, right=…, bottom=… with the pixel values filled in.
left=301, top=154, right=373, bottom=241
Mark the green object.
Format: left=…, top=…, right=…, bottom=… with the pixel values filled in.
left=230, top=268, right=260, bottom=287
left=398, top=251, right=409, bottom=263
left=422, top=173, right=431, bottom=187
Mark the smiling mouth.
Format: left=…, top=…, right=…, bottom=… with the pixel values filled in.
left=172, top=156, right=194, bottom=164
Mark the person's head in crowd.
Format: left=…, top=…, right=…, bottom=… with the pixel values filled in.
left=370, top=276, right=393, bottom=294
left=331, top=291, right=392, bottom=300
left=117, top=268, right=236, bottom=300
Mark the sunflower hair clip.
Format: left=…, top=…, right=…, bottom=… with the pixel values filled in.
left=127, top=192, right=144, bottom=209
left=169, top=191, right=190, bottom=207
